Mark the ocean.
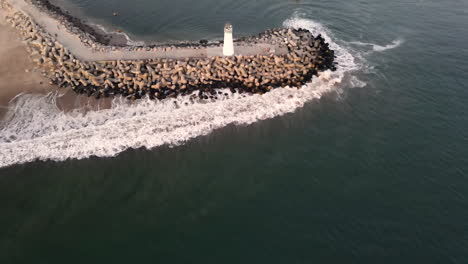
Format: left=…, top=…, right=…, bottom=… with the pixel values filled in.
left=1, top=0, right=468, bottom=263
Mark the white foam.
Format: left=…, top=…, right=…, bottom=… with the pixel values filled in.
left=350, top=39, right=403, bottom=52
left=91, top=23, right=145, bottom=46
left=284, top=14, right=359, bottom=73
left=349, top=75, right=367, bottom=88
left=0, top=15, right=362, bottom=168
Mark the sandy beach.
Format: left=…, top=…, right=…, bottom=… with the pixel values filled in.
left=0, top=12, right=112, bottom=120
left=0, top=0, right=333, bottom=115
left=0, top=0, right=286, bottom=119
left=0, top=12, right=54, bottom=118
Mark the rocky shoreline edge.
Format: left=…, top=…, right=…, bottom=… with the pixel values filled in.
left=1, top=0, right=337, bottom=100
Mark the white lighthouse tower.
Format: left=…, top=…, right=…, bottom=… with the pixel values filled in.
left=223, top=23, right=234, bottom=56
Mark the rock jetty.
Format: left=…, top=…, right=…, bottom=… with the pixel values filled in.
left=1, top=0, right=336, bottom=100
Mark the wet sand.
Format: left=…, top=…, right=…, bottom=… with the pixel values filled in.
left=0, top=14, right=53, bottom=118
left=0, top=16, right=112, bottom=120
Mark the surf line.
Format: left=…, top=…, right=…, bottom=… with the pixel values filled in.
left=350, top=39, right=404, bottom=52
left=1, top=0, right=337, bottom=101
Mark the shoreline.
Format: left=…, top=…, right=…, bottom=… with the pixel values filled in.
left=1, top=0, right=336, bottom=101
left=34, top=0, right=208, bottom=47
left=14, top=0, right=287, bottom=59
left=0, top=13, right=53, bottom=119
left=0, top=9, right=113, bottom=120
left=31, top=0, right=113, bottom=45
left=32, top=0, right=129, bottom=47
left=33, top=0, right=285, bottom=48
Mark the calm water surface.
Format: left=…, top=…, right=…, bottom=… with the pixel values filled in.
left=1, top=0, right=468, bottom=263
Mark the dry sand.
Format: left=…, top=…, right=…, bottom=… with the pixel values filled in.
left=0, top=14, right=112, bottom=120
left=0, top=14, right=54, bottom=118
left=0, top=0, right=286, bottom=120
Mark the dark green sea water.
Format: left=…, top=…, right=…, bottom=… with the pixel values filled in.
left=1, top=0, right=468, bottom=263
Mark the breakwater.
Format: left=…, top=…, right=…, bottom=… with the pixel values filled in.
left=1, top=0, right=336, bottom=100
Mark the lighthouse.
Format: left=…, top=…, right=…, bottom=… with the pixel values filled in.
left=223, top=23, right=234, bottom=56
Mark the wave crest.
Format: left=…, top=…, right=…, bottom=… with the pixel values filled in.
left=350, top=39, right=404, bottom=52
left=0, top=15, right=362, bottom=168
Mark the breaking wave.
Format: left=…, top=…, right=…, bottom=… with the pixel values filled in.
left=91, top=23, right=146, bottom=46
left=350, top=39, right=404, bottom=52
left=0, top=15, right=362, bottom=168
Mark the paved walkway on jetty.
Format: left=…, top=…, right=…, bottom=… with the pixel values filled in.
left=6, top=0, right=287, bottom=61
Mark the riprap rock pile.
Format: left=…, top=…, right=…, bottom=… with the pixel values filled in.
left=1, top=0, right=337, bottom=100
